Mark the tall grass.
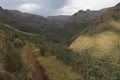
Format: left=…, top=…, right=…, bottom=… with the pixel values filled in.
left=38, top=56, right=83, bottom=80
left=0, top=31, right=34, bottom=80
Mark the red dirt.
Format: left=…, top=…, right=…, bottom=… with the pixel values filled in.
left=28, top=47, right=48, bottom=80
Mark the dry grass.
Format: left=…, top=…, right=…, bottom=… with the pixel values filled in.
left=70, top=31, right=119, bottom=53
left=70, top=36, right=93, bottom=51
left=110, top=20, right=120, bottom=30
left=95, top=32, right=117, bottom=50
left=38, top=56, right=83, bottom=80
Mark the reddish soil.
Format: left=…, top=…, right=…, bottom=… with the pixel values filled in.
left=28, top=48, right=48, bottom=80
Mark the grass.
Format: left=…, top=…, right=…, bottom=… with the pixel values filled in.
left=0, top=29, right=34, bottom=80
left=0, top=63, right=16, bottom=80
left=37, top=56, right=83, bottom=80
left=18, top=46, right=34, bottom=80
left=70, top=30, right=120, bottom=59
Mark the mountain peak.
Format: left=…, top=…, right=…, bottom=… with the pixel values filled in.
left=116, top=2, right=120, bottom=6
left=86, top=9, right=91, bottom=12
left=0, top=6, right=3, bottom=10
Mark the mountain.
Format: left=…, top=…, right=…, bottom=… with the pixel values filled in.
left=80, top=5, right=120, bottom=34
left=0, top=7, right=73, bottom=43
left=0, top=7, right=50, bottom=34
left=0, top=7, right=66, bottom=42
left=61, top=8, right=108, bottom=41
left=0, top=6, right=108, bottom=44
left=70, top=3, right=120, bottom=57
left=47, top=15, right=70, bottom=27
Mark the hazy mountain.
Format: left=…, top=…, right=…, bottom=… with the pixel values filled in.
left=47, top=15, right=70, bottom=27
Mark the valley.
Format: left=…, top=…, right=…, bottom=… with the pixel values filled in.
left=0, top=2, right=120, bottom=80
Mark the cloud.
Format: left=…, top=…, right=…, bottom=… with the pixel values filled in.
left=0, top=0, right=119, bottom=16
left=17, top=3, right=40, bottom=12
left=56, top=0, right=120, bottom=15
left=39, top=0, right=67, bottom=9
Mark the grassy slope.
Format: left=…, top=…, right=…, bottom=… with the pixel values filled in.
left=70, top=3, right=120, bottom=57
left=0, top=21, right=47, bottom=44
left=0, top=22, right=34, bottom=80
left=38, top=56, right=83, bottom=80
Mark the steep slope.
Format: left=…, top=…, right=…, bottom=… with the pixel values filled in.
left=61, top=9, right=108, bottom=40
left=70, top=3, right=120, bottom=56
left=81, top=4, right=120, bottom=34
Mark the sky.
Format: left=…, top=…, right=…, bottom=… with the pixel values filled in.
left=0, top=0, right=120, bottom=16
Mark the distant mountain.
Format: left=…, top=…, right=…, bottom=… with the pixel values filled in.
left=47, top=15, right=70, bottom=27
left=0, top=6, right=109, bottom=44
left=61, top=8, right=108, bottom=41
left=0, top=7, right=52, bottom=34
left=70, top=3, right=120, bottom=55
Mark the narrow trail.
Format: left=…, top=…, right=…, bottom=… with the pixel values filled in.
left=28, top=47, right=48, bottom=80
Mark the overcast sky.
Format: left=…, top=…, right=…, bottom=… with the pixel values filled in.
left=0, top=0, right=120, bottom=16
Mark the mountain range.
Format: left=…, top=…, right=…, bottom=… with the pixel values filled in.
left=0, top=6, right=108, bottom=44
left=60, top=8, right=108, bottom=44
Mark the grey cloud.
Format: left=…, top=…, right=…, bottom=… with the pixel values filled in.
left=0, top=0, right=67, bottom=16
left=39, top=0, right=67, bottom=9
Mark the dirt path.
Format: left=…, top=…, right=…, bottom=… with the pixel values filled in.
left=28, top=47, right=48, bottom=80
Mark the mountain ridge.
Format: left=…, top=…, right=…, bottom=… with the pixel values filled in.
left=60, top=8, right=108, bottom=44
